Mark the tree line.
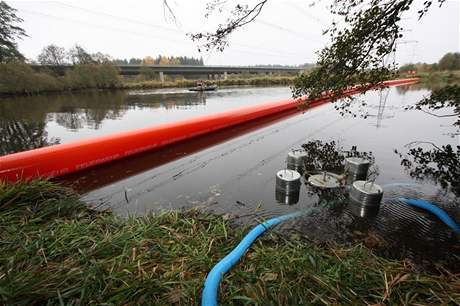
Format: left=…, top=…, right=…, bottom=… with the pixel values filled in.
left=35, top=44, right=205, bottom=66
left=114, top=55, right=204, bottom=66
left=399, top=52, right=460, bottom=73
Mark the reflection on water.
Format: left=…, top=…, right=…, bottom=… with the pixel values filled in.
left=0, top=120, right=59, bottom=155
left=275, top=188, right=300, bottom=205
left=0, top=87, right=289, bottom=156
left=0, top=91, right=126, bottom=154
left=347, top=200, right=380, bottom=218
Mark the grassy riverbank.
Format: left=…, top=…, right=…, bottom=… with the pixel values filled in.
left=1, top=181, right=458, bottom=305
left=0, top=62, right=295, bottom=96
left=123, top=75, right=295, bottom=90
left=405, top=70, right=460, bottom=87
left=2, top=61, right=459, bottom=96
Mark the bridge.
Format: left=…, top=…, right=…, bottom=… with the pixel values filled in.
left=32, top=64, right=305, bottom=82
left=120, top=65, right=306, bottom=81
left=117, top=65, right=303, bottom=80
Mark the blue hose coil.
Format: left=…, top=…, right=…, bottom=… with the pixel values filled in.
left=399, top=198, right=460, bottom=234
left=201, top=210, right=312, bottom=306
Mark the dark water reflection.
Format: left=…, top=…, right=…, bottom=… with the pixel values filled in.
left=0, top=87, right=290, bottom=155
left=0, top=91, right=125, bottom=154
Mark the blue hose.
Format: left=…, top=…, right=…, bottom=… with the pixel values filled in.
left=399, top=198, right=460, bottom=234
left=201, top=197, right=459, bottom=306
left=201, top=209, right=315, bottom=306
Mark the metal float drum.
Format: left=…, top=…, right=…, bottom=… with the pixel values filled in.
left=349, top=180, right=383, bottom=207
left=286, top=150, right=308, bottom=173
left=345, top=157, right=370, bottom=182
left=275, top=169, right=301, bottom=194
left=307, top=172, right=342, bottom=189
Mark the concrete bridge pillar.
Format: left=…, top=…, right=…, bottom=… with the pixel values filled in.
left=159, top=71, right=165, bottom=83
left=224, top=71, right=228, bottom=80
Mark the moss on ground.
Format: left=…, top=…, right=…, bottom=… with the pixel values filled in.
left=0, top=181, right=459, bottom=305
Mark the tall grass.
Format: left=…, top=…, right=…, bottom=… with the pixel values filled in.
left=0, top=181, right=458, bottom=305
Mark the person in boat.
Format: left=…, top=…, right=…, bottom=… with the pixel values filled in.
left=196, top=80, right=205, bottom=90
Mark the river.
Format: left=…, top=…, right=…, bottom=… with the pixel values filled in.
left=1, top=85, right=458, bottom=271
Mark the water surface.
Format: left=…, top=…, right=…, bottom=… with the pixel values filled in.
left=1, top=85, right=458, bottom=271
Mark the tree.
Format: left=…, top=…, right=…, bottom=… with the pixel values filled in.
left=37, top=44, right=66, bottom=65
left=91, top=52, right=112, bottom=64
left=159, top=55, right=170, bottom=65
left=113, top=58, right=128, bottom=65
left=190, top=0, right=447, bottom=102
left=128, top=58, right=142, bottom=65
left=187, top=0, right=460, bottom=195
left=398, top=63, right=416, bottom=73
left=438, top=52, right=460, bottom=71
left=67, top=44, right=94, bottom=65
left=142, top=56, right=155, bottom=65
left=169, top=56, right=180, bottom=65
left=0, top=1, right=27, bottom=63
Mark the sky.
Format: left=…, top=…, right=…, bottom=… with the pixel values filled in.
left=8, top=0, right=460, bottom=66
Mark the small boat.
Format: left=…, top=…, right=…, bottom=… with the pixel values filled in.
left=188, top=84, right=218, bottom=92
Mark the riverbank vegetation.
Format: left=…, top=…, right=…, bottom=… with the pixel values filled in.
left=4, top=60, right=458, bottom=96
left=124, top=75, right=295, bottom=90
left=1, top=180, right=459, bottom=305
left=0, top=50, right=458, bottom=96
left=0, top=62, right=121, bottom=95
left=413, top=70, right=460, bottom=87
left=0, top=62, right=295, bottom=95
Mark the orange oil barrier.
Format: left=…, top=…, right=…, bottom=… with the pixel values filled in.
left=0, top=78, right=419, bottom=182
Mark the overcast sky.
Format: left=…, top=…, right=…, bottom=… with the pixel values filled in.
left=9, top=0, right=460, bottom=66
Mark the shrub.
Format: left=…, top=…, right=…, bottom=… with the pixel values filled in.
left=137, top=66, right=158, bottom=81
left=0, top=62, right=64, bottom=94
left=64, top=64, right=121, bottom=89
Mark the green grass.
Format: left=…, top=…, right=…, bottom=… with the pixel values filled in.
left=1, top=181, right=459, bottom=305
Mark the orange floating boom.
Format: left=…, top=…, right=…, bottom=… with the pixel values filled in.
left=0, top=78, right=419, bottom=182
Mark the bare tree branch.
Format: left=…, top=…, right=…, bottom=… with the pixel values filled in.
left=162, top=0, right=177, bottom=23
left=188, top=0, right=268, bottom=52
left=419, top=109, right=459, bottom=118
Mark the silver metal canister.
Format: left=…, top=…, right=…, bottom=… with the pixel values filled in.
left=349, top=180, right=383, bottom=207
left=275, top=169, right=301, bottom=205
left=276, top=169, right=301, bottom=194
